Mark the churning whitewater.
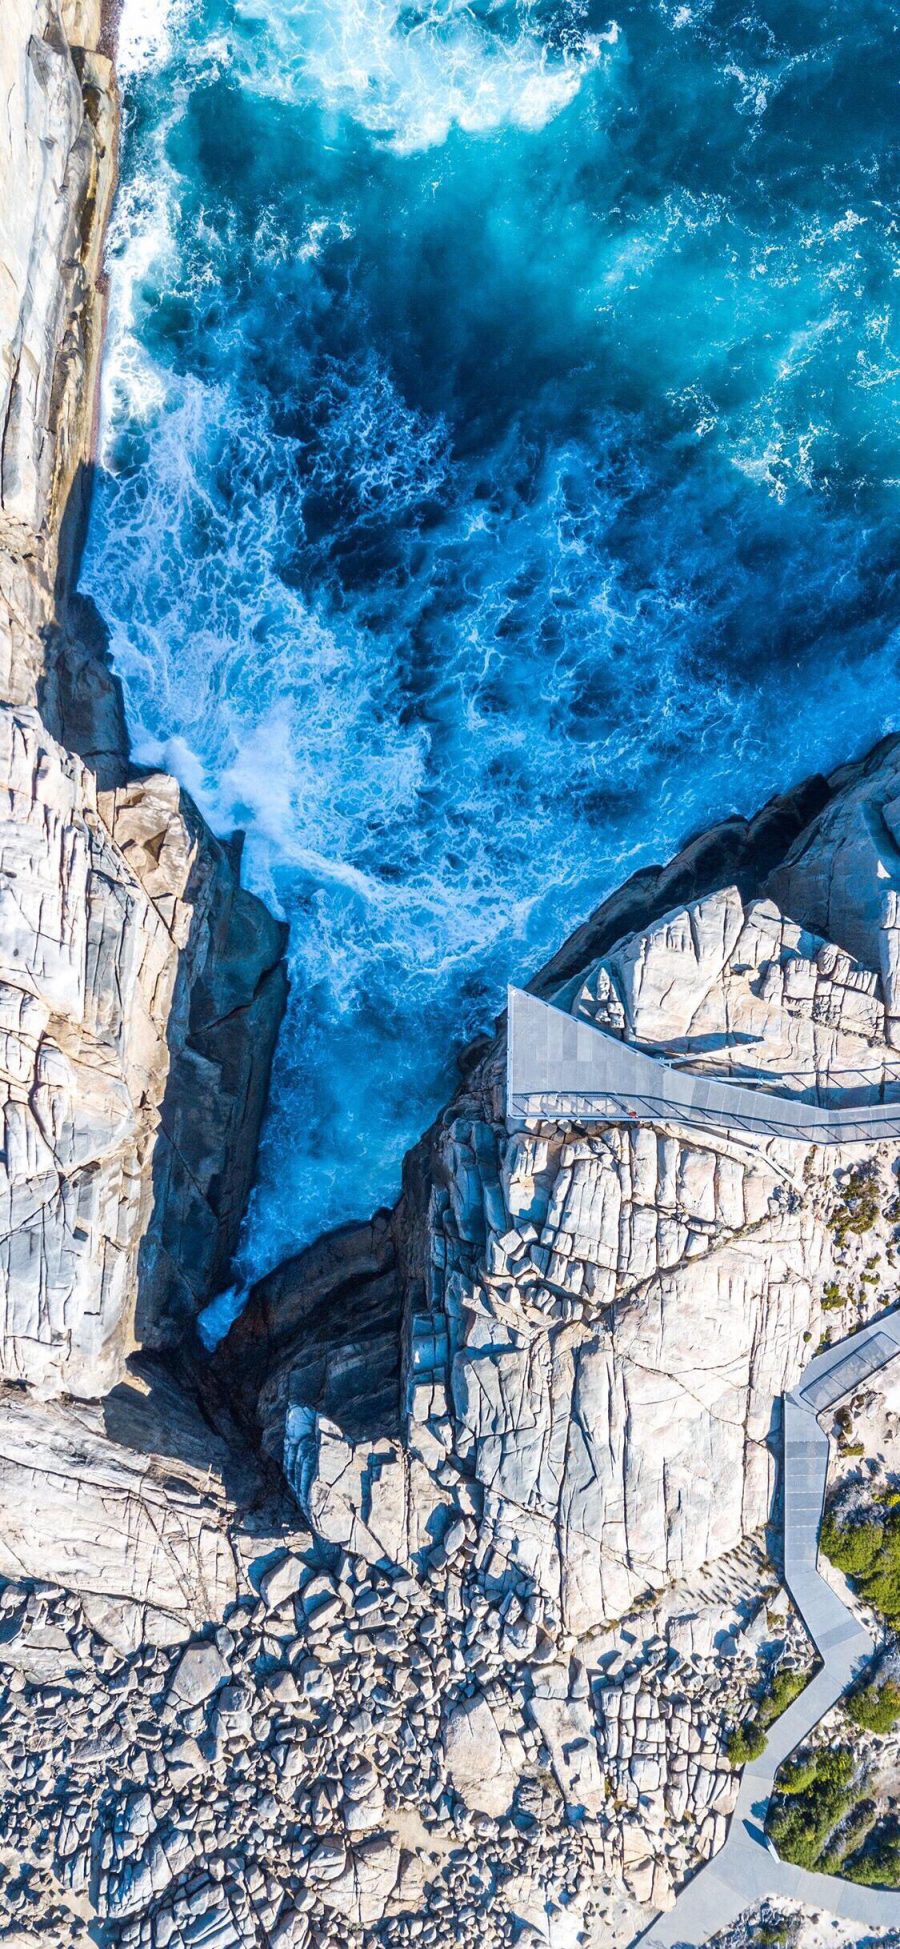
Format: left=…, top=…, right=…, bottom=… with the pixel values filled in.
left=84, top=0, right=900, bottom=1287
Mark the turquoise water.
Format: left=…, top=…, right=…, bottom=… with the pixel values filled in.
left=85, top=0, right=900, bottom=1283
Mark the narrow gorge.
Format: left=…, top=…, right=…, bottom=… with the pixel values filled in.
left=2, top=5, right=900, bottom=1949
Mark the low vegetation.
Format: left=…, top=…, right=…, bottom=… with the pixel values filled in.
left=845, top=1676, right=900, bottom=1735
left=727, top=1719, right=767, bottom=1765
left=726, top=1664, right=813, bottom=1766
left=767, top=1717, right=900, bottom=1885
left=827, top=1165, right=880, bottom=1247
left=766, top=1746, right=857, bottom=1869
left=820, top=1494, right=900, bottom=1627
left=841, top=1823, right=900, bottom=1887
left=817, top=1801, right=880, bottom=1876
left=833, top=1404, right=865, bottom=1458
left=750, top=1914, right=799, bottom=1949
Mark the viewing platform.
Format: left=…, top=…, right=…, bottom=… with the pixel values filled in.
left=507, top=985, right=900, bottom=1145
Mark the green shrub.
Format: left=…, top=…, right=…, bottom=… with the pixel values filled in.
left=729, top=1664, right=817, bottom=1769
left=777, top=1753, right=820, bottom=1795
left=765, top=1746, right=858, bottom=1870
left=759, top=1665, right=811, bottom=1726
left=728, top=1719, right=767, bottom=1765
left=750, top=1907, right=801, bottom=1949
left=862, top=1547, right=900, bottom=1623
left=767, top=1788, right=856, bottom=1870
left=818, top=1504, right=896, bottom=1613
left=820, top=1512, right=884, bottom=1579
left=814, top=1748, right=855, bottom=1787
left=828, top=1167, right=880, bottom=1245
left=842, top=1823, right=900, bottom=1888
left=845, top=1679, right=900, bottom=1735
left=820, top=1501, right=900, bottom=1626
left=817, top=1801, right=878, bottom=1875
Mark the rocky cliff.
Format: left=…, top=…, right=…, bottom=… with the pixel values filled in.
left=224, top=738, right=900, bottom=1633
left=0, top=0, right=287, bottom=1397
left=212, top=736, right=900, bottom=1916
left=0, top=0, right=286, bottom=1643
left=2, top=5, right=900, bottom=1946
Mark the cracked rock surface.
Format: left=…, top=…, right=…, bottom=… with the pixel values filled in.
left=216, top=736, right=900, bottom=1929
left=0, top=0, right=286, bottom=1398
left=3, top=2, right=900, bottom=1947
left=235, top=745, right=900, bottom=1643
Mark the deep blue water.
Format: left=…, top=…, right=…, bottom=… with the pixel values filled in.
left=85, top=0, right=900, bottom=1292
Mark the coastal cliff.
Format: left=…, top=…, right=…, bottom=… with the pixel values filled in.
left=213, top=736, right=900, bottom=1916
left=0, top=0, right=287, bottom=1396
left=226, top=736, right=900, bottom=1633
left=0, top=0, right=286, bottom=1640
left=1, top=6, right=900, bottom=1947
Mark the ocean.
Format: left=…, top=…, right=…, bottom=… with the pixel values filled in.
left=84, top=0, right=900, bottom=1298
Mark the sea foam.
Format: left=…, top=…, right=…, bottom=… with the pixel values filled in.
left=84, top=0, right=900, bottom=1287
left=234, top=0, right=616, bottom=151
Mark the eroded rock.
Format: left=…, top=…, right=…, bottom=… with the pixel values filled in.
left=443, top=1692, right=522, bottom=1817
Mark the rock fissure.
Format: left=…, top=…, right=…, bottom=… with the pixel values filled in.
left=3, top=7, right=900, bottom=1948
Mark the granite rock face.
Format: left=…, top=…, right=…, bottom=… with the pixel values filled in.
left=0, top=0, right=286, bottom=1656
left=0, top=707, right=184, bottom=1395
left=0, top=1372, right=241, bottom=1629
left=229, top=740, right=900, bottom=1644
left=1, top=0, right=117, bottom=723
left=4, top=3, right=900, bottom=1944
left=0, top=0, right=286, bottom=1402
left=201, top=745, right=900, bottom=1924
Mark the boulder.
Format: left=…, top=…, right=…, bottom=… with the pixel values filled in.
left=169, top=1643, right=231, bottom=1709
left=442, top=1693, right=521, bottom=1817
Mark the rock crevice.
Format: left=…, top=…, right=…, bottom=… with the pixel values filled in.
left=0, top=0, right=286, bottom=1635
left=0, top=0, right=287, bottom=1403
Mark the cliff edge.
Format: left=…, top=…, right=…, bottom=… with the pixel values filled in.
left=2, top=8, right=899, bottom=1946
left=0, top=0, right=287, bottom=1395
left=0, top=0, right=286, bottom=1631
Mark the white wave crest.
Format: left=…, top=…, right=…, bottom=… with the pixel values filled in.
left=116, top=0, right=186, bottom=76
left=236, top=0, right=617, bottom=151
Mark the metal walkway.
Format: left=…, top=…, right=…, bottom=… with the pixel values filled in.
left=502, top=989, right=900, bottom=1936
left=507, top=986, right=900, bottom=1145
left=633, top=1313, right=900, bottom=1945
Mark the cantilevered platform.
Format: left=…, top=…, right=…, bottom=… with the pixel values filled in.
left=506, top=985, right=900, bottom=1145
